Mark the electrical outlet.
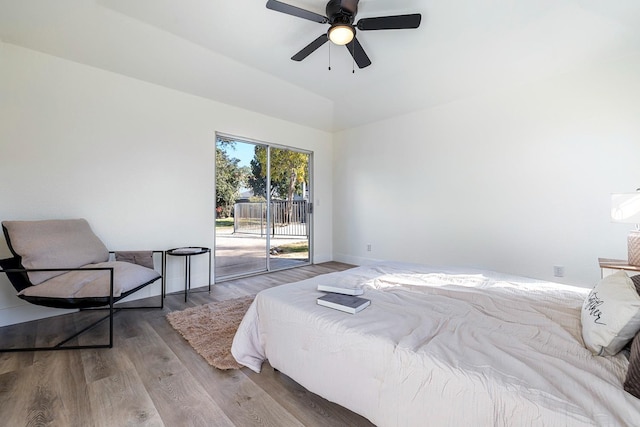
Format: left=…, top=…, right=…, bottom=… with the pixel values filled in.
left=553, top=265, right=565, bottom=278
left=367, top=244, right=372, bottom=252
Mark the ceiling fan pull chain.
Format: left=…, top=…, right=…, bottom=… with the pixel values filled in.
left=352, top=42, right=355, bottom=74
left=328, top=42, right=331, bottom=71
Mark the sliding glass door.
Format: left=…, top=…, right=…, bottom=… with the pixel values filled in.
left=214, top=134, right=312, bottom=281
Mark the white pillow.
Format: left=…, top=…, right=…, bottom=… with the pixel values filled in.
left=581, top=271, right=640, bottom=356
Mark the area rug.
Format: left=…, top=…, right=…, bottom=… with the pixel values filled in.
left=166, top=295, right=254, bottom=370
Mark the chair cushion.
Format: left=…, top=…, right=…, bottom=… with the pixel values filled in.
left=18, top=261, right=160, bottom=299
left=2, top=219, right=109, bottom=285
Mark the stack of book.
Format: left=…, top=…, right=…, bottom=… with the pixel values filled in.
left=316, top=284, right=370, bottom=314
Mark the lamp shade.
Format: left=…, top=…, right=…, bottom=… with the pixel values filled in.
left=611, top=193, right=640, bottom=223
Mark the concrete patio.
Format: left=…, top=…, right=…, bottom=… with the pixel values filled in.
left=214, top=227, right=309, bottom=279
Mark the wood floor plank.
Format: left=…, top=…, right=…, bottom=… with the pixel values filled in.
left=148, top=310, right=304, bottom=427
left=6, top=350, right=93, bottom=426
left=80, top=344, right=136, bottom=384
left=34, top=310, right=78, bottom=348
left=243, top=363, right=375, bottom=427
left=87, top=368, right=163, bottom=427
left=0, top=369, right=23, bottom=424
left=0, top=320, right=34, bottom=374
left=121, top=321, right=235, bottom=427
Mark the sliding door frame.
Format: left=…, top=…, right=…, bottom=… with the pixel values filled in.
left=214, top=132, right=313, bottom=281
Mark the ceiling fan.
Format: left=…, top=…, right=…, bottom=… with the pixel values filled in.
left=266, top=0, right=422, bottom=69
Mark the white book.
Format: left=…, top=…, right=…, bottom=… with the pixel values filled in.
left=317, top=284, right=364, bottom=296
left=317, top=293, right=371, bottom=314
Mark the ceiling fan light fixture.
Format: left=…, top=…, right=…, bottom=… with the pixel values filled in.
left=328, top=24, right=354, bottom=45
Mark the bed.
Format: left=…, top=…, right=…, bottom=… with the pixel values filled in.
left=231, top=262, right=640, bottom=426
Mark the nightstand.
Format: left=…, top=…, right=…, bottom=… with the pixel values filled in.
left=598, top=258, right=640, bottom=279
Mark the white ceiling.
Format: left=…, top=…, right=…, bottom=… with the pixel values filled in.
left=1, top=0, right=640, bottom=131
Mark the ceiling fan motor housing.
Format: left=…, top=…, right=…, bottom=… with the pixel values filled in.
left=326, top=0, right=357, bottom=24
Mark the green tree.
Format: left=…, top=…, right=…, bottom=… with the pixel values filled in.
left=249, top=146, right=308, bottom=223
left=215, top=140, right=244, bottom=218
left=248, top=147, right=268, bottom=199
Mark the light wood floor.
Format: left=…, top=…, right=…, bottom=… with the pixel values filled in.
left=0, top=262, right=376, bottom=427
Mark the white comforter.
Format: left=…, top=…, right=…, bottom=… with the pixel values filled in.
left=231, top=262, right=640, bottom=426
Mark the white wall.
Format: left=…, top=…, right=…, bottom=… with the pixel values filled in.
left=0, top=43, right=333, bottom=326
left=333, top=53, right=640, bottom=288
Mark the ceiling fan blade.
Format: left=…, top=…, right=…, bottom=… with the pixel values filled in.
left=356, top=13, right=422, bottom=31
left=291, top=34, right=329, bottom=61
left=345, top=37, right=371, bottom=68
left=266, top=0, right=328, bottom=24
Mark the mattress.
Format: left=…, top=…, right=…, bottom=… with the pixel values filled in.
left=231, top=262, right=640, bottom=426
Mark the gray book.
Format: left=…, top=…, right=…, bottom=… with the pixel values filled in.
left=317, top=293, right=371, bottom=314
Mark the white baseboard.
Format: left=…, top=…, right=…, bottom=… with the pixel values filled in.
left=0, top=303, right=76, bottom=327
left=332, top=253, right=384, bottom=266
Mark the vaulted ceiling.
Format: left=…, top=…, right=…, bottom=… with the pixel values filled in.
left=2, top=0, right=640, bottom=131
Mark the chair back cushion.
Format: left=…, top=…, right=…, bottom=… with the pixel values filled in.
left=2, top=219, right=109, bottom=285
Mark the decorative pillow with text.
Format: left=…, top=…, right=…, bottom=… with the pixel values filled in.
left=581, top=271, right=640, bottom=356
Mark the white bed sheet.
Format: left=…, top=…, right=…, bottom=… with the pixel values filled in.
left=231, top=262, right=640, bottom=426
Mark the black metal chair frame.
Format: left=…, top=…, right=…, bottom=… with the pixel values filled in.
left=0, top=250, right=164, bottom=352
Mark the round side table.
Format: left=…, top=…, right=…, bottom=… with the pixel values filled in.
left=164, top=247, right=211, bottom=302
